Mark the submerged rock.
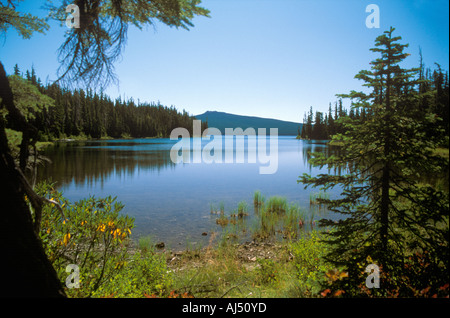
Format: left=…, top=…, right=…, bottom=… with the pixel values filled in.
left=155, top=242, right=165, bottom=249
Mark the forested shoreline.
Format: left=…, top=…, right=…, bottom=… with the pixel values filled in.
left=299, top=61, right=449, bottom=142
left=11, top=60, right=449, bottom=145
left=7, top=64, right=208, bottom=141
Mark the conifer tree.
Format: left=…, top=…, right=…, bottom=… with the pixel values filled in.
left=13, top=63, right=20, bottom=76
left=299, top=27, right=449, bottom=296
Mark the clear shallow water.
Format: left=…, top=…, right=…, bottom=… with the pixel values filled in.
left=37, top=136, right=342, bottom=249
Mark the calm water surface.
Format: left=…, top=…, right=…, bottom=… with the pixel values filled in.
left=37, top=136, right=342, bottom=249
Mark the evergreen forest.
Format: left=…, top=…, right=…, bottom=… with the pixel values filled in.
left=7, top=64, right=207, bottom=141
left=299, top=60, right=449, bottom=142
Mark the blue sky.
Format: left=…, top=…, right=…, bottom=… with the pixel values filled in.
left=1, top=0, right=449, bottom=122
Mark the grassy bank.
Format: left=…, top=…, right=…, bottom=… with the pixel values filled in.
left=163, top=191, right=334, bottom=298
left=145, top=233, right=329, bottom=298
left=33, top=183, right=333, bottom=298
left=33, top=183, right=448, bottom=298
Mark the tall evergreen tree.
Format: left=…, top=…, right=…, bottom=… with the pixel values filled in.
left=327, top=103, right=335, bottom=137
left=299, top=27, right=449, bottom=296
left=13, top=63, right=20, bottom=76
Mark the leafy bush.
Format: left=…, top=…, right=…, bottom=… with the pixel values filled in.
left=35, top=181, right=173, bottom=297
left=289, top=231, right=333, bottom=296
left=256, top=259, right=278, bottom=285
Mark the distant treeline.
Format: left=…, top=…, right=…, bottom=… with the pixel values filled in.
left=300, top=63, right=449, bottom=142
left=7, top=64, right=207, bottom=141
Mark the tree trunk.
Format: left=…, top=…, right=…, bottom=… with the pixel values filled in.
left=0, top=62, right=66, bottom=297
left=380, top=164, right=390, bottom=253
left=380, top=46, right=392, bottom=256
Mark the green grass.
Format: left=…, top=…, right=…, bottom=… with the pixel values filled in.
left=250, top=194, right=310, bottom=241
left=169, top=239, right=305, bottom=298
left=253, top=190, right=265, bottom=208
left=210, top=201, right=225, bottom=215
left=283, top=204, right=306, bottom=238
left=252, top=207, right=278, bottom=240
left=167, top=228, right=335, bottom=298
left=265, top=196, right=288, bottom=214
left=137, top=235, right=158, bottom=253
left=237, top=201, right=249, bottom=218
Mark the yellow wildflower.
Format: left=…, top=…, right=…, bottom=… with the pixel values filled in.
left=63, top=233, right=71, bottom=246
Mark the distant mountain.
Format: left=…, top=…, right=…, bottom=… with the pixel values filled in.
left=194, top=111, right=302, bottom=136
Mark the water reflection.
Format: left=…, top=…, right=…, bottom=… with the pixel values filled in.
left=37, top=140, right=177, bottom=188
left=37, top=137, right=342, bottom=249
left=301, top=140, right=345, bottom=176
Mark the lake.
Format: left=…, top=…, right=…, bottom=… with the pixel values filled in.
left=37, top=136, right=342, bottom=250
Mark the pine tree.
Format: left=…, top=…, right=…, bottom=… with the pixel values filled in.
left=299, top=27, right=449, bottom=296
left=300, top=113, right=307, bottom=139
left=327, top=103, right=335, bottom=137
left=312, top=111, right=327, bottom=139
left=13, top=63, right=20, bottom=76
left=306, top=106, right=313, bottom=139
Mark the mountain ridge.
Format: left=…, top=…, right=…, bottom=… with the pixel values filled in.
left=194, top=111, right=302, bottom=136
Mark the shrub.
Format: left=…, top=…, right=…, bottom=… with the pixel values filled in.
left=289, top=231, right=333, bottom=296
left=35, top=181, right=172, bottom=297
left=92, top=249, right=173, bottom=298
left=256, top=259, right=278, bottom=285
